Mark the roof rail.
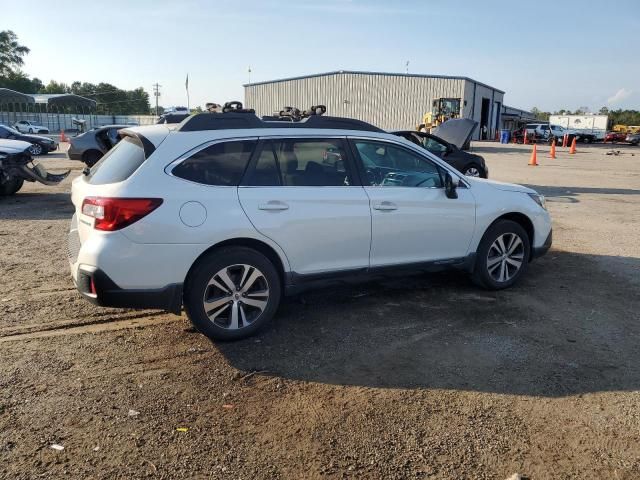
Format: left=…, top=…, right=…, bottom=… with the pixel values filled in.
left=177, top=113, right=384, bottom=133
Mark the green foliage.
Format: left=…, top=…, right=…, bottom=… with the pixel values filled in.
left=0, top=30, right=29, bottom=76
left=530, top=107, right=550, bottom=121
left=0, top=70, right=43, bottom=93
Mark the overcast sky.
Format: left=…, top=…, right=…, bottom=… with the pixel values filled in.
left=6, top=0, right=640, bottom=112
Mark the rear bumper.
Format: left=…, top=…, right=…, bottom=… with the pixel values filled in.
left=531, top=229, right=552, bottom=260
left=75, top=265, right=183, bottom=314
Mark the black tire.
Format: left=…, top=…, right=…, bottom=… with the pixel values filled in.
left=471, top=220, right=530, bottom=290
left=184, top=246, right=282, bottom=341
left=28, top=128, right=33, bottom=133
left=0, top=177, right=24, bottom=196
left=83, top=150, right=103, bottom=167
left=583, top=136, right=592, bottom=144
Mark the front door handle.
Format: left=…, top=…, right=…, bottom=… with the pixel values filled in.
left=258, top=201, right=289, bottom=211
left=373, top=201, right=398, bottom=211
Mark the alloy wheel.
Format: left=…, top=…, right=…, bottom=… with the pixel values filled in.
left=486, top=233, right=525, bottom=283
left=29, top=144, right=42, bottom=155
left=465, top=166, right=481, bottom=177
left=202, top=264, right=269, bottom=330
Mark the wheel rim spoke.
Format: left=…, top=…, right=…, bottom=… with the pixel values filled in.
left=241, top=268, right=263, bottom=293
left=229, top=302, right=239, bottom=330
left=217, top=269, right=237, bottom=293
left=207, top=302, right=230, bottom=321
left=506, top=257, right=522, bottom=268
left=507, top=236, right=522, bottom=255
left=204, top=295, right=232, bottom=311
left=487, top=256, right=502, bottom=268
left=241, top=297, right=268, bottom=311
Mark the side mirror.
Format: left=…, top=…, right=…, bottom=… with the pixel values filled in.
left=444, top=172, right=459, bottom=199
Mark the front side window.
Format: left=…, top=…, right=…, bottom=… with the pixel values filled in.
left=354, top=140, right=443, bottom=188
left=246, top=139, right=352, bottom=187
left=172, top=140, right=256, bottom=186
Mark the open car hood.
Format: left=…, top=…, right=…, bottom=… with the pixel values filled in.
left=431, top=118, right=478, bottom=150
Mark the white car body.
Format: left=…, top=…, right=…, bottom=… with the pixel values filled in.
left=13, top=120, right=49, bottom=134
left=68, top=114, right=552, bottom=339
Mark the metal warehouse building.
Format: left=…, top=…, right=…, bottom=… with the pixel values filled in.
left=244, top=70, right=505, bottom=140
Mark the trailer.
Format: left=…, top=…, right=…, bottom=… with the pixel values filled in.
left=549, top=114, right=607, bottom=141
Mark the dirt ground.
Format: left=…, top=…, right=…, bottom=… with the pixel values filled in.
left=0, top=141, right=639, bottom=479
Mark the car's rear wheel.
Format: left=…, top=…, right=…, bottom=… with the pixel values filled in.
left=28, top=143, right=43, bottom=156
left=184, top=247, right=281, bottom=341
left=463, top=164, right=483, bottom=178
left=472, top=220, right=530, bottom=290
left=28, top=128, right=33, bottom=133
left=0, top=177, right=24, bottom=196
left=83, top=150, right=103, bottom=167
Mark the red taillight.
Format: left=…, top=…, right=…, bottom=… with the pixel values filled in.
left=81, top=197, right=163, bottom=231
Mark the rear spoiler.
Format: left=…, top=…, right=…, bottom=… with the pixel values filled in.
left=117, top=129, right=156, bottom=158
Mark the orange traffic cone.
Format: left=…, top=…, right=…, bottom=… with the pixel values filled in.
left=550, top=139, right=556, bottom=159
left=524, top=132, right=529, bottom=145
left=529, top=144, right=538, bottom=166
left=60, top=129, right=67, bottom=142
left=562, top=134, right=568, bottom=148
left=569, top=137, right=577, bottom=154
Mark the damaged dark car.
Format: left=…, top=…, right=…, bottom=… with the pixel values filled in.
left=67, top=124, right=129, bottom=167
left=0, top=139, right=69, bottom=195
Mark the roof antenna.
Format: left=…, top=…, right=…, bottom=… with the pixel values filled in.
left=405, top=60, right=410, bottom=74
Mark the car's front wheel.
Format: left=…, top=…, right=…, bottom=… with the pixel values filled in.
left=463, top=163, right=483, bottom=178
left=184, top=246, right=282, bottom=341
left=472, top=220, right=530, bottom=290
left=28, top=143, right=43, bottom=156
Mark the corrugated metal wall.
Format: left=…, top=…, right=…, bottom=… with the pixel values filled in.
left=245, top=72, right=468, bottom=131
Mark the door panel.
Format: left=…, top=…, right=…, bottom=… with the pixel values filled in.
left=365, top=186, right=476, bottom=266
left=238, top=138, right=371, bottom=275
left=239, top=187, right=371, bottom=274
left=350, top=138, right=476, bottom=267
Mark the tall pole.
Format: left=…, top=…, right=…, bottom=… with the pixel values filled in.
left=152, top=83, right=161, bottom=116
left=248, top=66, right=252, bottom=85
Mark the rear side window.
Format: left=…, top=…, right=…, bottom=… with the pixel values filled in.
left=87, top=136, right=146, bottom=185
left=245, top=139, right=352, bottom=187
left=172, top=140, right=256, bottom=186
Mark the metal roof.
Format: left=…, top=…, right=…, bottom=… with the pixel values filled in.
left=244, top=70, right=505, bottom=94
left=31, top=93, right=96, bottom=108
left=0, top=88, right=35, bottom=104
left=0, top=89, right=96, bottom=108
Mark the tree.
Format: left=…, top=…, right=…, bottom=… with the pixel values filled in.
left=530, top=107, right=550, bottom=121
left=599, top=106, right=609, bottom=115
left=0, top=70, right=43, bottom=93
left=0, top=30, right=30, bottom=76
left=41, top=80, right=70, bottom=94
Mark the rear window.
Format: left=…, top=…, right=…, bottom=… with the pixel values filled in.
left=172, top=140, right=256, bottom=186
left=87, top=136, right=146, bottom=185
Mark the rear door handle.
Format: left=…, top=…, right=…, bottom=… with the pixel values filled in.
left=258, top=201, right=289, bottom=211
left=373, top=201, right=398, bottom=211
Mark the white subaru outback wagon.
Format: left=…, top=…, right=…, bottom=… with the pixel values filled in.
left=69, top=110, right=552, bottom=340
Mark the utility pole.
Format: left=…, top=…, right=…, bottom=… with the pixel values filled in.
left=247, top=66, right=252, bottom=85
left=152, top=83, right=161, bottom=116
left=405, top=60, right=409, bottom=74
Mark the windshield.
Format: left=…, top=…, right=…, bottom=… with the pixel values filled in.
left=1, top=125, right=22, bottom=135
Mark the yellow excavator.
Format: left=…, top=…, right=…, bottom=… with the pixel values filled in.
left=612, top=124, right=640, bottom=134
left=417, top=97, right=462, bottom=132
